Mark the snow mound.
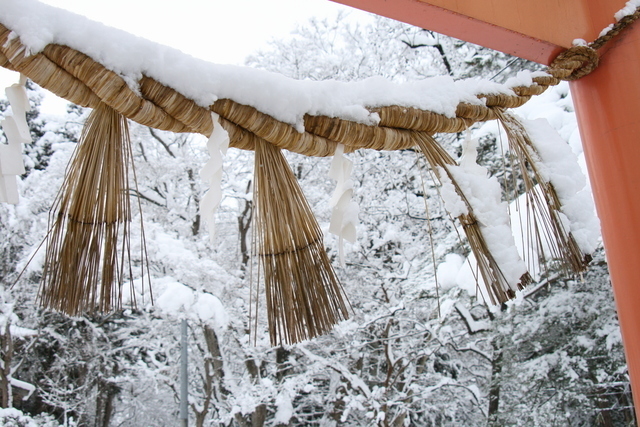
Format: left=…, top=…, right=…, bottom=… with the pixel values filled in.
left=436, top=254, right=464, bottom=291
left=154, top=278, right=229, bottom=330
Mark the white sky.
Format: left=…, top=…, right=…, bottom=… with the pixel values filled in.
left=0, top=0, right=372, bottom=111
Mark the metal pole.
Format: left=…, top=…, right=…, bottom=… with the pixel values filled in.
left=180, top=318, right=188, bottom=427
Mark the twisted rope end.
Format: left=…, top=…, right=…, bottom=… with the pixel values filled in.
left=547, top=5, right=640, bottom=81
left=548, top=45, right=599, bottom=81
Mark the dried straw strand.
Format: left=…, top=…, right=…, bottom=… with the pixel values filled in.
left=494, top=110, right=590, bottom=274
left=253, top=138, right=350, bottom=345
left=39, top=103, right=137, bottom=315
left=414, top=132, right=531, bottom=305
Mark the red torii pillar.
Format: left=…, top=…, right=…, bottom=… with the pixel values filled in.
left=332, top=0, right=640, bottom=414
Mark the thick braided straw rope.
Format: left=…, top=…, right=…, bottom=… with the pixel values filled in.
left=548, top=4, right=640, bottom=81
left=591, top=4, right=640, bottom=50
left=0, top=23, right=561, bottom=158
left=548, top=46, right=600, bottom=81
left=0, top=4, right=638, bottom=156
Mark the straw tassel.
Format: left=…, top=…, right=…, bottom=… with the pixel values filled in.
left=40, top=103, right=137, bottom=315
left=415, top=132, right=531, bottom=305
left=253, top=138, right=350, bottom=345
left=495, top=110, right=590, bottom=275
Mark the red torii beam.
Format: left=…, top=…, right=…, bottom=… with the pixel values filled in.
left=332, top=0, right=640, bottom=414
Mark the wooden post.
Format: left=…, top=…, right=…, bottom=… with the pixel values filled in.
left=569, top=20, right=640, bottom=414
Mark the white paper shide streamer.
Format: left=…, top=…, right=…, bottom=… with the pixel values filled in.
left=200, top=112, right=229, bottom=241
left=0, top=75, right=30, bottom=204
left=328, top=144, right=359, bottom=264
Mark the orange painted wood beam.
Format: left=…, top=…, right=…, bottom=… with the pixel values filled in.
left=570, top=20, right=640, bottom=415
left=330, top=0, right=624, bottom=65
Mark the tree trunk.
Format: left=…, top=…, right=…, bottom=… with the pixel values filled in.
left=195, top=411, right=207, bottom=427
left=238, top=180, right=253, bottom=270
left=0, top=322, right=13, bottom=408
left=252, top=404, right=267, bottom=427
left=187, top=168, right=201, bottom=236
left=94, top=376, right=119, bottom=427
left=234, top=408, right=267, bottom=427
left=203, top=325, right=227, bottom=397
left=487, top=337, right=503, bottom=426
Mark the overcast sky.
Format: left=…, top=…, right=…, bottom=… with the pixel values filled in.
left=0, top=0, right=372, bottom=110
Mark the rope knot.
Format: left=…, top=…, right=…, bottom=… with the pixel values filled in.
left=548, top=45, right=599, bottom=81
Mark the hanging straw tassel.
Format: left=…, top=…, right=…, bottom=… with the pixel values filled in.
left=253, top=138, right=350, bottom=345
left=494, top=110, right=590, bottom=275
left=39, top=103, right=138, bottom=315
left=415, top=132, right=531, bottom=305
